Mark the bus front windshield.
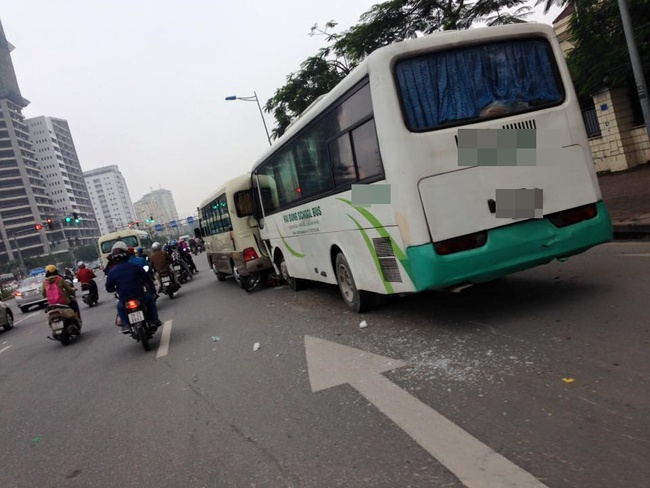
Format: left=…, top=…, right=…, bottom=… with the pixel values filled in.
left=100, top=236, right=140, bottom=253
left=395, top=38, right=564, bottom=131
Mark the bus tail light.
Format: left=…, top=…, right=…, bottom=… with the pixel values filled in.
left=434, top=231, right=487, bottom=256
left=243, top=247, right=259, bottom=262
left=547, top=204, right=597, bottom=228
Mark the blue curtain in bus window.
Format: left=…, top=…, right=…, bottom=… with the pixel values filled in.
left=396, top=39, right=562, bottom=130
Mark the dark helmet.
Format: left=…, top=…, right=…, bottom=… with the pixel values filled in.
left=170, top=239, right=178, bottom=247
left=136, top=246, right=144, bottom=254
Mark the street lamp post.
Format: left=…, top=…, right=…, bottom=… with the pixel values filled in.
left=225, top=91, right=272, bottom=146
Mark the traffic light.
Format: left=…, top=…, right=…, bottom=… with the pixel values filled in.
left=46, top=218, right=54, bottom=230
left=35, top=223, right=43, bottom=231
left=73, top=212, right=80, bottom=224
left=65, top=216, right=72, bottom=223
left=135, top=221, right=140, bottom=227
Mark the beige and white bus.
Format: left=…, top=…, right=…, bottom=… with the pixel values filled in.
left=197, top=173, right=273, bottom=284
left=97, top=229, right=153, bottom=267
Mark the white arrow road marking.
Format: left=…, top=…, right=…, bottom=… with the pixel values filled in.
left=156, top=320, right=173, bottom=358
left=305, top=336, right=548, bottom=488
left=0, top=345, right=13, bottom=355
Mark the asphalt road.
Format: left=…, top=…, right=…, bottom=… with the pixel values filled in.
left=0, top=242, right=648, bottom=488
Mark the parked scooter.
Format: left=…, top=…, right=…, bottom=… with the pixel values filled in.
left=46, top=304, right=81, bottom=346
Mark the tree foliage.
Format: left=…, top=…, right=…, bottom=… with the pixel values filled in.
left=565, top=0, right=650, bottom=98
left=265, top=0, right=532, bottom=137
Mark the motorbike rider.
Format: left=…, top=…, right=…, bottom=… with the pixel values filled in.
left=136, top=246, right=149, bottom=263
left=149, top=241, right=179, bottom=291
left=75, top=261, right=99, bottom=301
left=178, top=239, right=198, bottom=273
left=127, top=246, right=148, bottom=268
left=105, top=242, right=162, bottom=333
left=42, top=264, right=82, bottom=323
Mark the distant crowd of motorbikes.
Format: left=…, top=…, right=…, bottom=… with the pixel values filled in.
left=45, top=237, right=205, bottom=350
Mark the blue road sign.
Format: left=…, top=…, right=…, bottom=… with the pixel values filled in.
left=155, top=224, right=163, bottom=232
left=170, top=220, right=177, bottom=228
left=187, top=216, right=194, bottom=224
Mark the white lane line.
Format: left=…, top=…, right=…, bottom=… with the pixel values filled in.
left=156, top=320, right=173, bottom=358
left=14, top=313, right=40, bottom=325
left=0, top=345, right=13, bottom=355
left=619, top=254, right=650, bottom=257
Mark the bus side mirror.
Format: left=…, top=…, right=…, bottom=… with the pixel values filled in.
left=252, top=189, right=263, bottom=222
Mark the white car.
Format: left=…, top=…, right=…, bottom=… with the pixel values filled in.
left=0, top=301, right=14, bottom=330
left=13, top=276, right=48, bottom=313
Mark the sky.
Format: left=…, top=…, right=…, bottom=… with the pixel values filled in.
left=0, top=0, right=563, bottom=219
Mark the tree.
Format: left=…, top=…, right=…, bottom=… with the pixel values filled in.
left=74, top=244, right=99, bottom=263
left=265, top=0, right=532, bottom=137
left=565, top=0, right=650, bottom=98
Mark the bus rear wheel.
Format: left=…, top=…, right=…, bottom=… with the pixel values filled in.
left=278, top=254, right=306, bottom=292
left=335, top=252, right=378, bottom=313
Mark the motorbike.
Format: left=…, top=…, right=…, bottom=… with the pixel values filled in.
left=122, top=297, right=157, bottom=352
left=171, top=250, right=193, bottom=284
left=75, top=279, right=99, bottom=307
left=159, top=269, right=180, bottom=299
left=237, top=269, right=280, bottom=293
left=46, top=304, right=81, bottom=346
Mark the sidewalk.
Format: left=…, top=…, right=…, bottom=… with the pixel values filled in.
left=597, top=162, right=650, bottom=239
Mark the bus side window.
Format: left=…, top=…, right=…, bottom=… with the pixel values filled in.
left=351, top=119, right=383, bottom=181
left=329, top=134, right=356, bottom=187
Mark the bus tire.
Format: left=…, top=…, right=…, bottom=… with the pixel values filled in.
left=278, top=253, right=306, bottom=292
left=335, top=252, right=378, bottom=313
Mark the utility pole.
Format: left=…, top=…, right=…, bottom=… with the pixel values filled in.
left=11, top=232, right=25, bottom=272
left=617, top=0, right=650, bottom=141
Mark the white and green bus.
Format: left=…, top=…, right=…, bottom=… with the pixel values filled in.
left=197, top=173, right=273, bottom=284
left=250, top=23, right=613, bottom=312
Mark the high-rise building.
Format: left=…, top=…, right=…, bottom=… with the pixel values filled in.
left=83, top=165, right=136, bottom=235
left=134, top=189, right=179, bottom=227
left=26, top=116, right=100, bottom=248
left=0, top=19, right=62, bottom=265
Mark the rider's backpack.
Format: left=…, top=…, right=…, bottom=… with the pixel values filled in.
left=46, top=277, right=68, bottom=305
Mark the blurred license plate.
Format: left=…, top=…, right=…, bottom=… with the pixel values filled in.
left=162, top=276, right=170, bottom=284
left=173, top=265, right=180, bottom=271
left=128, top=311, right=144, bottom=324
left=51, top=321, right=64, bottom=331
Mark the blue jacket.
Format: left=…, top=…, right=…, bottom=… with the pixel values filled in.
left=129, top=255, right=148, bottom=268
left=105, top=261, right=154, bottom=303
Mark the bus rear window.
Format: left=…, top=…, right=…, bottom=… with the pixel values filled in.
left=395, top=38, right=564, bottom=131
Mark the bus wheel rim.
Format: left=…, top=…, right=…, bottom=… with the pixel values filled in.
left=337, top=264, right=355, bottom=302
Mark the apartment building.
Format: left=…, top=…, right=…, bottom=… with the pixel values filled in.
left=84, top=165, right=136, bottom=235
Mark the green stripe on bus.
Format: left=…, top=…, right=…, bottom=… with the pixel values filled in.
left=337, top=198, right=414, bottom=283
left=347, top=214, right=394, bottom=294
left=275, top=223, right=305, bottom=258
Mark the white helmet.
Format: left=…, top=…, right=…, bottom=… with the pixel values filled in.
left=111, top=241, right=128, bottom=254
left=152, top=242, right=161, bottom=251
left=77, top=261, right=85, bottom=267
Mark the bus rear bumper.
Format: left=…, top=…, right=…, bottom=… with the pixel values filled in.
left=406, top=201, right=613, bottom=291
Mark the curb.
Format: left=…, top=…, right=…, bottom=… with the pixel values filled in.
left=612, top=223, right=650, bottom=240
